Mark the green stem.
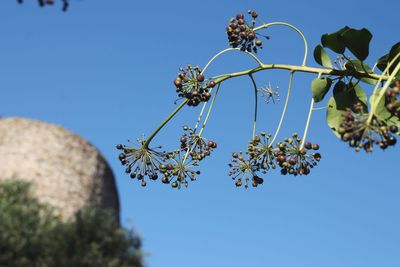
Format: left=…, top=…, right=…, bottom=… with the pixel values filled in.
left=300, top=73, right=321, bottom=149
left=367, top=53, right=400, bottom=125
left=254, top=21, right=308, bottom=66
left=300, top=98, right=316, bottom=150
left=144, top=99, right=188, bottom=148
left=199, top=84, right=221, bottom=136
left=183, top=84, right=221, bottom=163
left=201, top=48, right=263, bottom=75
left=248, top=74, right=258, bottom=139
left=213, top=63, right=389, bottom=85
left=194, top=47, right=263, bottom=132
left=270, top=71, right=294, bottom=146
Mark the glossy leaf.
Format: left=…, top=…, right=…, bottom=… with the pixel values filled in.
left=370, top=92, right=400, bottom=130
left=311, top=77, right=333, bottom=102
left=321, top=26, right=349, bottom=54
left=341, top=28, right=372, bottom=61
left=377, top=42, right=400, bottom=78
left=326, top=81, right=368, bottom=137
left=344, top=60, right=377, bottom=85
left=313, top=45, right=333, bottom=68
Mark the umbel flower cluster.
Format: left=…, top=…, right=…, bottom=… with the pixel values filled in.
left=116, top=9, right=399, bottom=189
left=226, top=10, right=267, bottom=53
left=173, top=65, right=216, bottom=107
left=116, top=128, right=217, bottom=189
left=338, top=102, right=398, bottom=152
left=229, top=133, right=321, bottom=189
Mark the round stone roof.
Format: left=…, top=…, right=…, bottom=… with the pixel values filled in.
left=0, top=117, right=119, bottom=220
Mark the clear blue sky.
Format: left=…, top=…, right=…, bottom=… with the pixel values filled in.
left=1, top=1, right=399, bottom=266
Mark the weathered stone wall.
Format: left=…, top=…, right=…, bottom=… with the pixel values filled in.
left=0, top=117, right=119, bottom=221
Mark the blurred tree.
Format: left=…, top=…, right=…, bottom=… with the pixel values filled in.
left=0, top=179, right=144, bottom=267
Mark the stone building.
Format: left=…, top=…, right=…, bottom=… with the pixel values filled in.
left=0, top=117, right=119, bottom=220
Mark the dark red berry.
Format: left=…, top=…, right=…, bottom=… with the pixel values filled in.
left=304, top=141, right=312, bottom=149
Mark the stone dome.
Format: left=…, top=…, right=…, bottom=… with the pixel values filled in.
left=0, top=117, right=119, bottom=220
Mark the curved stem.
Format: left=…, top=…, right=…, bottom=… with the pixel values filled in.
left=183, top=84, right=221, bottom=163
left=300, top=98, right=316, bottom=150
left=213, top=64, right=389, bottom=85
left=201, top=48, right=263, bottom=75
left=367, top=53, right=400, bottom=125
left=254, top=21, right=308, bottom=66
left=199, top=84, right=221, bottom=136
left=144, top=99, right=188, bottom=148
left=193, top=94, right=211, bottom=132
left=269, top=71, right=294, bottom=146
left=299, top=73, right=321, bottom=149
left=194, top=48, right=263, bottom=132
left=248, top=74, right=258, bottom=139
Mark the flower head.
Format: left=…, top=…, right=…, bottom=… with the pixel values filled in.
left=338, top=102, right=398, bottom=152
left=179, top=125, right=217, bottom=161
left=226, top=10, right=267, bottom=53
left=116, top=136, right=167, bottom=187
left=275, top=133, right=321, bottom=176
left=173, top=65, right=216, bottom=107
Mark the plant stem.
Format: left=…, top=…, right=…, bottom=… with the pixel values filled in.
left=144, top=99, right=188, bottom=148
left=201, top=48, right=263, bottom=75
left=300, top=98, right=315, bottom=150
left=367, top=53, right=400, bottom=125
left=213, top=63, right=389, bottom=85
left=183, top=84, right=221, bottom=163
left=199, top=84, right=221, bottom=136
left=249, top=74, right=258, bottom=139
left=299, top=73, right=321, bottom=150
left=254, top=21, right=308, bottom=66
left=270, top=71, right=294, bottom=146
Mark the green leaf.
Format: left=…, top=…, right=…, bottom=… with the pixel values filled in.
left=345, top=60, right=372, bottom=73
left=313, top=45, right=333, bottom=68
left=321, top=26, right=350, bottom=54
left=344, top=60, right=377, bottom=85
left=311, top=77, right=333, bottom=102
left=377, top=42, right=400, bottom=80
left=370, top=92, right=400, bottom=130
left=340, top=28, right=372, bottom=61
left=326, top=81, right=368, bottom=137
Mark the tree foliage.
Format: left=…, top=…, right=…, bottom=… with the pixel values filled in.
left=0, top=179, right=144, bottom=267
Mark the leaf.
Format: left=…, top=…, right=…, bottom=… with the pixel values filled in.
left=313, top=45, right=333, bottom=68
left=344, top=60, right=377, bottom=85
left=340, top=28, right=372, bottom=61
left=376, top=42, right=400, bottom=77
left=311, top=77, right=333, bottom=102
left=345, top=60, right=372, bottom=73
left=370, top=92, right=400, bottom=130
left=326, top=81, right=368, bottom=137
left=321, top=26, right=350, bottom=54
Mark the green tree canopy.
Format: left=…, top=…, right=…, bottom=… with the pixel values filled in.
left=0, top=179, right=143, bottom=267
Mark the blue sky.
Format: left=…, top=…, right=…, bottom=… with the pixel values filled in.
left=1, top=1, right=399, bottom=267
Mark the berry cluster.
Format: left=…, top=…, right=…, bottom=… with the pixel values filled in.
left=385, top=81, right=400, bottom=119
left=158, top=150, right=201, bottom=189
left=229, top=132, right=321, bottom=188
left=179, top=125, right=217, bottom=161
left=116, top=137, right=168, bottom=187
left=173, top=65, right=216, bottom=107
left=338, top=103, right=398, bottom=152
left=17, top=0, right=69, bottom=11
left=226, top=10, right=266, bottom=53
left=275, top=134, right=321, bottom=176
left=116, top=129, right=214, bottom=189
